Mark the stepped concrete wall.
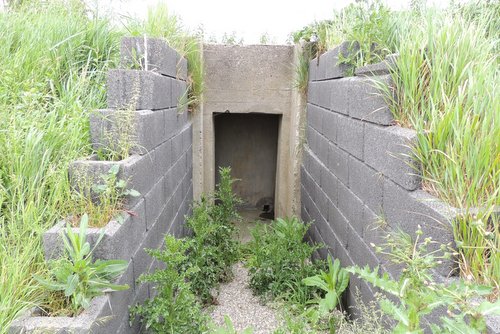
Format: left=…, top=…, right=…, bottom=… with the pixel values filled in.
left=10, top=37, right=192, bottom=334
left=301, top=44, right=458, bottom=311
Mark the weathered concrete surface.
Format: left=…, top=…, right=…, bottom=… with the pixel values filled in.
left=120, top=37, right=179, bottom=78
left=193, top=44, right=304, bottom=217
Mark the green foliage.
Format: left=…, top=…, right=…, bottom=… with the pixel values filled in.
left=130, top=235, right=209, bottom=334
left=70, top=165, right=140, bottom=227
left=297, top=255, right=350, bottom=332
left=246, top=217, right=322, bottom=305
left=125, top=3, right=204, bottom=110
left=0, top=1, right=123, bottom=330
left=302, top=256, right=349, bottom=320
left=34, top=214, right=129, bottom=315
left=131, top=168, right=241, bottom=332
left=184, top=167, right=241, bottom=303
left=210, top=316, right=254, bottom=334
left=381, top=6, right=499, bottom=285
left=347, top=227, right=500, bottom=333
left=336, top=1, right=394, bottom=69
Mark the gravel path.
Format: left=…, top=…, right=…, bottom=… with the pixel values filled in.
left=209, top=262, right=281, bottom=334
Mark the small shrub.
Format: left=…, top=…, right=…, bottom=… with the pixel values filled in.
left=246, top=217, right=322, bottom=305
left=34, top=214, right=129, bottom=316
left=302, top=255, right=349, bottom=330
left=130, top=235, right=209, bottom=334
left=184, top=167, right=241, bottom=303
left=347, top=227, right=500, bottom=333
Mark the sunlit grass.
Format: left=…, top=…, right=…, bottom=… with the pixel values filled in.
left=125, top=3, right=204, bottom=110
left=384, top=8, right=499, bottom=286
left=0, top=1, right=122, bottom=331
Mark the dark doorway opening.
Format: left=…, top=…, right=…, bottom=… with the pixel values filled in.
left=214, top=113, right=280, bottom=220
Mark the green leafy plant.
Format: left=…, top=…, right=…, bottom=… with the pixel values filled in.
left=184, top=167, right=241, bottom=303
left=131, top=235, right=209, bottom=334
left=303, top=256, right=349, bottom=312
left=34, top=214, right=129, bottom=315
left=336, top=1, right=394, bottom=70
left=71, top=165, right=140, bottom=227
left=210, top=316, right=254, bottom=334
left=347, top=227, right=500, bottom=333
left=132, top=166, right=241, bottom=334
left=246, top=217, right=323, bottom=305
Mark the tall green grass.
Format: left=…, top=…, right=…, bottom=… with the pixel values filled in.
left=296, top=1, right=499, bottom=287
left=386, top=8, right=499, bottom=287
left=0, top=2, right=122, bottom=331
left=0, top=2, right=203, bottom=331
left=125, top=3, right=204, bottom=110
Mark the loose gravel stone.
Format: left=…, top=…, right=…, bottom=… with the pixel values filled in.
left=209, top=262, right=281, bottom=334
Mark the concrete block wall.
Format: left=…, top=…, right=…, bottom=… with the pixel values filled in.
left=301, top=45, right=458, bottom=309
left=10, top=37, right=192, bottom=334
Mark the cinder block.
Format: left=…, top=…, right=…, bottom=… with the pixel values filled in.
left=328, top=204, right=348, bottom=248
left=338, top=182, right=364, bottom=235
left=327, top=143, right=349, bottom=185
left=317, top=81, right=331, bottom=109
left=364, top=123, right=421, bottom=190
left=306, top=125, right=318, bottom=153
left=9, top=296, right=112, bottom=334
left=329, top=78, right=350, bottom=115
left=348, top=75, right=394, bottom=125
left=145, top=176, right=168, bottom=230
left=347, top=224, right=380, bottom=269
left=362, top=205, right=388, bottom=247
left=348, top=156, right=383, bottom=213
left=309, top=57, right=319, bottom=82
left=107, top=70, right=172, bottom=110
left=108, top=261, right=135, bottom=318
left=164, top=107, right=179, bottom=139
left=354, top=60, right=391, bottom=77
left=177, top=54, right=188, bottom=81
left=316, top=186, right=330, bottom=218
left=307, top=81, right=320, bottom=105
left=153, top=139, right=172, bottom=178
left=174, top=154, right=187, bottom=185
left=302, top=148, right=312, bottom=171
left=69, top=152, right=159, bottom=208
left=322, top=41, right=358, bottom=80
left=178, top=80, right=188, bottom=113
left=314, top=211, right=339, bottom=249
left=120, top=37, right=178, bottom=77
left=308, top=149, right=322, bottom=183
left=90, top=109, right=166, bottom=156
left=322, top=110, right=338, bottom=143
left=383, top=178, right=456, bottom=276
left=317, top=133, right=329, bottom=164
left=171, top=131, right=184, bottom=161
left=337, top=114, right=364, bottom=160
left=182, top=125, right=192, bottom=152
left=307, top=103, right=323, bottom=133
left=320, top=167, right=338, bottom=206
left=43, top=200, right=146, bottom=262
left=317, top=54, right=328, bottom=81
left=132, top=238, right=154, bottom=284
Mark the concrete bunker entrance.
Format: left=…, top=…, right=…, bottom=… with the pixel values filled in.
left=214, top=113, right=280, bottom=220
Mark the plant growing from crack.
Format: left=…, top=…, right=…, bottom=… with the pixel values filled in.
left=70, top=165, right=140, bottom=227
left=34, top=214, right=129, bottom=315
left=347, top=227, right=500, bottom=333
